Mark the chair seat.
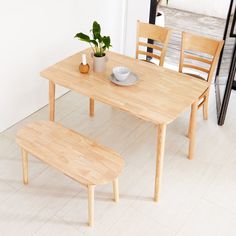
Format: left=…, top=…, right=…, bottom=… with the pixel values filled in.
left=184, top=72, right=206, bottom=81
left=140, top=59, right=156, bottom=65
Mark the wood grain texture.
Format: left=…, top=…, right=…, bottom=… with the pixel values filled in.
left=16, top=121, right=124, bottom=186
left=41, top=48, right=208, bottom=125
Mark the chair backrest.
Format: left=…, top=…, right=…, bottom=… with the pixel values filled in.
left=179, top=32, right=224, bottom=84
left=136, top=21, right=171, bottom=66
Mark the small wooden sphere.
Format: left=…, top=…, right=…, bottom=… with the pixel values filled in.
left=79, top=63, right=90, bottom=74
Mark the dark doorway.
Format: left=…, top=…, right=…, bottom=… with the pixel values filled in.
left=215, top=0, right=236, bottom=125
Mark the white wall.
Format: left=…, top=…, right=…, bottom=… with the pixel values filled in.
left=165, top=0, right=231, bottom=19
left=124, top=0, right=150, bottom=57
left=0, top=0, right=122, bottom=132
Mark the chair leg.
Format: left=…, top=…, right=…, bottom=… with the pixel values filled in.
left=88, top=185, right=95, bottom=227
left=89, top=98, right=94, bottom=117
left=21, top=148, right=28, bottom=185
left=112, top=178, right=119, bottom=203
left=203, top=96, right=209, bottom=120
left=187, top=116, right=191, bottom=138
left=187, top=111, right=192, bottom=138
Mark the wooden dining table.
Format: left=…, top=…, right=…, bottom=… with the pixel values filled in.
left=41, top=48, right=208, bottom=202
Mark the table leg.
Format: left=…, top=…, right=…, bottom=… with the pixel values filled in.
left=112, top=178, right=119, bottom=203
left=188, top=101, right=198, bottom=160
left=154, top=124, right=166, bottom=202
left=49, top=81, right=55, bottom=121
left=89, top=98, right=94, bottom=117
left=21, top=148, right=28, bottom=185
left=88, top=185, right=95, bottom=227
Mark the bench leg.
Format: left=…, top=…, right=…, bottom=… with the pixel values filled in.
left=49, top=81, right=55, bottom=121
left=21, top=148, right=29, bottom=185
left=88, top=185, right=95, bottom=227
left=89, top=98, right=94, bottom=117
left=112, top=178, right=119, bottom=202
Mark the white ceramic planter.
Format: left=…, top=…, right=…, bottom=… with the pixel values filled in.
left=92, top=54, right=108, bottom=73
left=156, top=10, right=165, bottom=27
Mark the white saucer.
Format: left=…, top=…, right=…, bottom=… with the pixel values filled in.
left=109, top=73, right=139, bottom=86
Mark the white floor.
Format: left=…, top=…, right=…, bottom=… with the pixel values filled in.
left=0, top=86, right=236, bottom=236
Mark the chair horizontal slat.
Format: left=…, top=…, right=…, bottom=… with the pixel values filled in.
left=136, top=21, right=172, bottom=66
left=184, top=54, right=212, bottom=64
left=138, top=42, right=163, bottom=52
left=137, top=50, right=160, bottom=60
left=182, top=32, right=221, bottom=55
left=183, top=64, right=210, bottom=74
left=138, top=21, right=171, bottom=43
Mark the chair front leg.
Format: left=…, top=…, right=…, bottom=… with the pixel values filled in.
left=203, top=91, right=210, bottom=120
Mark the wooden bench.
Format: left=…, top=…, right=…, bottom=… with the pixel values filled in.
left=16, top=121, right=124, bottom=227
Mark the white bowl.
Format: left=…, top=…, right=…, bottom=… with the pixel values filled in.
left=113, top=67, right=130, bottom=82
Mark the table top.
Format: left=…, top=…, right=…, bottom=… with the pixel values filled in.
left=41, top=48, right=208, bottom=124
left=16, top=121, right=124, bottom=186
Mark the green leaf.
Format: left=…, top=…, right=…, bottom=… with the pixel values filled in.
left=75, top=21, right=112, bottom=54
left=90, top=39, right=98, bottom=47
left=166, top=0, right=169, bottom=4
left=74, top=33, right=91, bottom=43
left=102, top=36, right=112, bottom=49
left=92, top=21, right=101, bottom=41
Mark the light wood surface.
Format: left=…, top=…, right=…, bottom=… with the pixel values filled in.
left=154, top=124, right=166, bottom=202
left=16, top=120, right=124, bottom=226
left=41, top=48, right=208, bottom=125
left=179, top=32, right=224, bottom=120
left=16, top=121, right=124, bottom=186
left=41, top=49, right=208, bottom=201
left=136, top=21, right=171, bottom=66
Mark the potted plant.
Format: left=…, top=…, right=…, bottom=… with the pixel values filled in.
left=75, top=21, right=112, bottom=73
left=156, top=0, right=169, bottom=27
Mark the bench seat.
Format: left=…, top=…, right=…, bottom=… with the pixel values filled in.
left=16, top=120, right=124, bottom=226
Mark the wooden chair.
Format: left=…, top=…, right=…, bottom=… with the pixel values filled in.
left=179, top=32, right=224, bottom=120
left=136, top=20, right=171, bottom=66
